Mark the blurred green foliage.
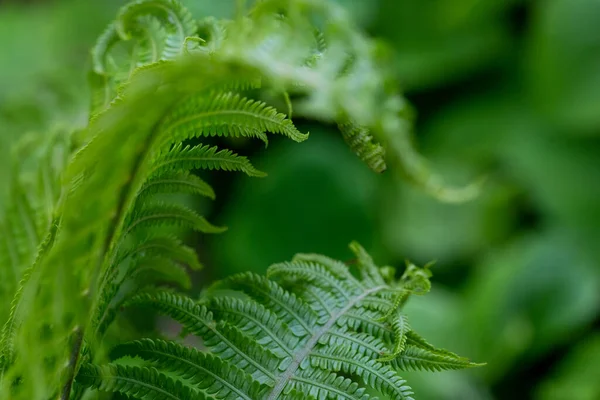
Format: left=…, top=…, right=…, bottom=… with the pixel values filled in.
left=210, top=129, right=382, bottom=278
left=1, top=0, right=599, bottom=399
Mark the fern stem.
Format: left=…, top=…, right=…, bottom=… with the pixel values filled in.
left=267, top=285, right=387, bottom=400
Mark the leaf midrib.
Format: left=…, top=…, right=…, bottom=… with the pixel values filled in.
left=266, top=285, right=387, bottom=400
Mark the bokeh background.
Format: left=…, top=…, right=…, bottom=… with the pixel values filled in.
left=1, top=0, right=599, bottom=399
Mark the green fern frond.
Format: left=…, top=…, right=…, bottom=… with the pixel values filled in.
left=287, top=368, right=372, bottom=400
left=138, top=172, right=216, bottom=202
left=0, top=134, right=65, bottom=373
left=349, top=240, right=386, bottom=288
left=390, top=345, right=483, bottom=372
left=267, top=260, right=360, bottom=301
left=310, top=349, right=415, bottom=399
left=208, top=296, right=301, bottom=358
left=77, top=363, right=200, bottom=399
left=116, top=0, right=197, bottom=53
left=112, top=339, right=268, bottom=399
left=151, top=144, right=266, bottom=178
left=378, top=314, right=410, bottom=362
left=125, top=291, right=282, bottom=384
left=321, top=329, right=387, bottom=359
left=90, top=0, right=197, bottom=115
left=292, top=253, right=354, bottom=282
left=338, top=121, right=387, bottom=173
left=117, top=235, right=203, bottom=271
left=91, top=22, right=121, bottom=75
left=159, top=91, right=309, bottom=146
left=93, top=278, right=125, bottom=337
left=124, top=202, right=226, bottom=236
left=83, top=244, right=479, bottom=399
left=210, top=272, right=318, bottom=336
left=134, top=16, right=168, bottom=65
left=129, top=256, right=192, bottom=290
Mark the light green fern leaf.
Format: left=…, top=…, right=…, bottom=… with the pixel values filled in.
left=151, top=144, right=266, bottom=178
left=159, top=91, right=309, bottom=146
left=81, top=244, right=480, bottom=399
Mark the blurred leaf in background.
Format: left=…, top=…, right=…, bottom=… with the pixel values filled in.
left=464, top=231, right=600, bottom=382
left=0, top=0, right=122, bottom=202
left=373, top=0, right=521, bottom=92
left=210, top=128, right=383, bottom=279
left=527, top=0, right=600, bottom=133
left=367, top=0, right=600, bottom=397
left=536, top=334, right=600, bottom=400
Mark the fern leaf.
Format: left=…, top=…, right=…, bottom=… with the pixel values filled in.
left=310, top=350, right=415, bottom=400
left=151, top=144, right=266, bottom=177
left=404, top=330, right=460, bottom=357
left=91, top=23, right=120, bottom=75
left=208, top=296, right=299, bottom=357
left=267, top=261, right=360, bottom=302
left=130, top=256, right=192, bottom=290
left=89, top=71, right=116, bottom=116
left=77, top=363, right=200, bottom=399
left=349, top=241, right=386, bottom=288
left=134, top=16, right=169, bottom=65
left=3, top=179, right=40, bottom=266
left=359, top=294, right=400, bottom=313
left=116, top=0, right=197, bottom=55
left=300, top=285, right=341, bottom=319
left=87, top=244, right=480, bottom=400
left=290, top=368, right=372, bottom=400
left=124, top=202, right=226, bottom=236
left=338, top=121, right=386, bottom=174
left=159, top=91, right=308, bottom=146
left=0, top=221, right=58, bottom=370
left=399, top=262, right=433, bottom=296
left=378, top=314, right=410, bottom=362
left=390, top=345, right=483, bottom=372
left=125, top=291, right=280, bottom=384
left=118, top=235, right=203, bottom=270
left=341, top=308, right=394, bottom=342
left=92, top=275, right=123, bottom=337
left=212, top=272, right=318, bottom=336
left=321, top=330, right=387, bottom=359
left=138, top=172, right=216, bottom=201
left=291, top=252, right=357, bottom=283
left=112, top=339, right=268, bottom=399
